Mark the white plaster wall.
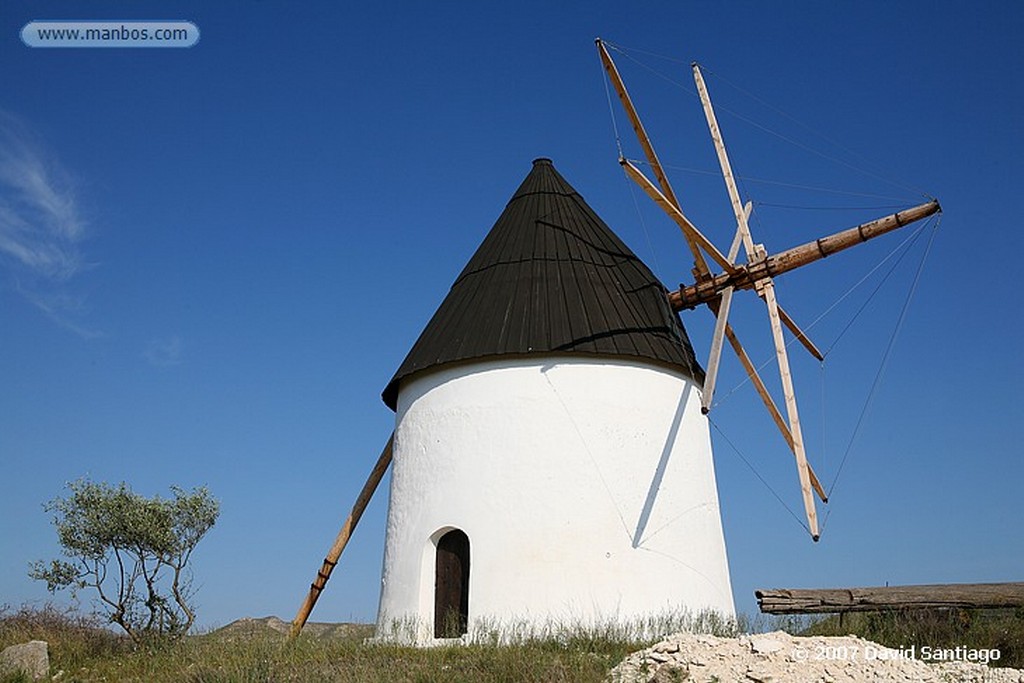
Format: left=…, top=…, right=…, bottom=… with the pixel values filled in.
left=375, top=357, right=734, bottom=643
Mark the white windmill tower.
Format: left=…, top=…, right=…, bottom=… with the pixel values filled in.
left=373, top=156, right=735, bottom=642
left=289, top=40, right=939, bottom=644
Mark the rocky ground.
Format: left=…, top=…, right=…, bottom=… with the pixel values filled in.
left=609, top=630, right=1023, bottom=682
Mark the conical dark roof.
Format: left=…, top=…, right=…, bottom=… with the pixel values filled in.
left=382, top=158, right=703, bottom=410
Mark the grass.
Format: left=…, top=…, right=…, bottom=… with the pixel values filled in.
left=801, top=607, right=1024, bottom=669
left=1, top=605, right=1020, bottom=682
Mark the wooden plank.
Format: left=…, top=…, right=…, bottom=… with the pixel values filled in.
left=289, top=434, right=395, bottom=638
left=702, top=286, right=734, bottom=413
left=756, top=583, right=1024, bottom=614
left=702, top=202, right=750, bottom=414
left=761, top=272, right=819, bottom=540
left=692, top=64, right=756, bottom=261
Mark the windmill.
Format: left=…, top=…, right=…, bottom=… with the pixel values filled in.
left=288, top=40, right=940, bottom=641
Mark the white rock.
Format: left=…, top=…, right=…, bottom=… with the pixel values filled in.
left=0, top=640, right=49, bottom=680
left=750, top=636, right=785, bottom=654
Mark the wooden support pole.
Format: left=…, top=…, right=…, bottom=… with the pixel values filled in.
left=756, top=582, right=1024, bottom=614
left=668, top=200, right=941, bottom=311
left=289, top=434, right=394, bottom=639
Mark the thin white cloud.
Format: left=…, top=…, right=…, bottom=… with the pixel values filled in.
left=0, top=110, right=97, bottom=336
left=144, top=335, right=184, bottom=367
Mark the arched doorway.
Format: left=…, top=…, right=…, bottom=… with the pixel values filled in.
left=434, top=529, right=470, bottom=638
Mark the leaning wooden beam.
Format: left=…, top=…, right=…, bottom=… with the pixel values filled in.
left=289, top=434, right=395, bottom=639
left=668, top=200, right=941, bottom=310
left=756, top=582, right=1024, bottom=614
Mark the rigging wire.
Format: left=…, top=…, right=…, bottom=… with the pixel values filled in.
left=544, top=371, right=635, bottom=543
left=821, top=216, right=941, bottom=515
left=603, top=42, right=700, bottom=99
left=626, top=157, right=917, bottom=204
left=626, top=170, right=663, bottom=277
left=821, top=222, right=930, bottom=357
left=697, top=64, right=934, bottom=200
left=600, top=50, right=625, bottom=159
left=603, top=41, right=930, bottom=204
left=599, top=44, right=663, bottom=280
left=708, top=415, right=812, bottom=537
left=709, top=217, right=934, bottom=411
left=601, top=39, right=693, bottom=66
left=756, top=201, right=912, bottom=212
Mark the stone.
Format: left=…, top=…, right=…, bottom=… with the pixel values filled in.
left=750, top=636, right=785, bottom=655
left=0, top=640, right=49, bottom=680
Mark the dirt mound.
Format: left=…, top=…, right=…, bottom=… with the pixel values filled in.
left=609, top=630, right=1023, bottom=682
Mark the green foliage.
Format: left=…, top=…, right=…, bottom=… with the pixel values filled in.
left=29, top=479, right=219, bottom=644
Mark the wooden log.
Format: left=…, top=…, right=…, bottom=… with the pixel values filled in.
left=668, top=200, right=941, bottom=311
left=756, top=582, right=1024, bottom=614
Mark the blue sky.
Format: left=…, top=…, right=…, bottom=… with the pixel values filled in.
left=2, top=2, right=1021, bottom=630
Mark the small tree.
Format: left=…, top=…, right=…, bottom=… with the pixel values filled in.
left=30, top=478, right=220, bottom=643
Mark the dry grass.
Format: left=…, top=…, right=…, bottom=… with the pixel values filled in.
left=801, top=607, right=1023, bottom=669
left=3, top=605, right=1020, bottom=681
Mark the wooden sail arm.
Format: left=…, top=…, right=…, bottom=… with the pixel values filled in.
left=621, top=159, right=739, bottom=275
left=668, top=199, right=941, bottom=310
left=289, top=434, right=394, bottom=639
left=596, top=39, right=680, bottom=210
left=761, top=273, right=820, bottom=540
left=692, top=62, right=756, bottom=261
left=596, top=38, right=712, bottom=280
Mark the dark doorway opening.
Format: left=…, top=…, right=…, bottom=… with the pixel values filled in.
left=434, top=529, right=470, bottom=638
